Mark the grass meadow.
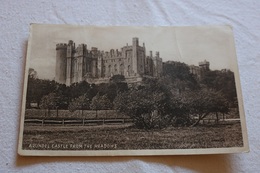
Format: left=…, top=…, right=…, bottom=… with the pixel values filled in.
left=22, top=121, right=243, bottom=150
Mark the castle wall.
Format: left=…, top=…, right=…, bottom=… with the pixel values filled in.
left=96, top=52, right=103, bottom=78
left=145, top=57, right=154, bottom=76
left=121, top=47, right=133, bottom=76
left=189, top=60, right=210, bottom=80
left=136, top=49, right=145, bottom=75
left=132, top=37, right=138, bottom=76
left=75, top=44, right=87, bottom=82
left=55, top=38, right=163, bottom=85
left=66, top=41, right=75, bottom=85
left=55, top=44, right=67, bottom=84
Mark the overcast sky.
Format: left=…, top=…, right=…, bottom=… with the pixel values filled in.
left=28, top=24, right=238, bottom=80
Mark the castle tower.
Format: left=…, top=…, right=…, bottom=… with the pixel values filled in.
left=66, top=40, right=74, bottom=85
left=199, top=60, right=210, bottom=71
left=91, top=47, right=98, bottom=78
left=76, top=44, right=87, bottom=82
left=55, top=43, right=67, bottom=84
left=155, top=52, right=163, bottom=77
left=151, top=51, right=158, bottom=77
left=155, top=51, right=159, bottom=57
left=132, top=37, right=139, bottom=76
left=140, top=42, right=146, bottom=75
left=97, top=51, right=103, bottom=78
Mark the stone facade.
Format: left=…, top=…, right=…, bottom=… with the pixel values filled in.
left=55, top=38, right=163, bottom=85
left=189, top=60, right=210, bottom=79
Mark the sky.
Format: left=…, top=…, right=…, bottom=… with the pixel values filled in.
left=27, top=24, right=238, bottom=80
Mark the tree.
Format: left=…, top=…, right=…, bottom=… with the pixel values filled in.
left=48, top=83, right=71, bottom=109
left=26, top=77, right=58, bottom=109
left=201, top=69, right=238, bottom=106
left=182, top=89, right=229, bottom=126
left=108, top=74, right=128, bottom=101
left=39, top=92, right=61, bottom=116
left=163, top=61, right=198, bottom=91
left=28, top=68, right=37, bottom=79
left=109, top=74, right=126, bottom=83
left=69, top=81, right=91, bottom=100
left=90, top=93, right=113, bottom=118
left=114, top=79, right=179, bottom=129
left=68, top=94, right=90, bottom=115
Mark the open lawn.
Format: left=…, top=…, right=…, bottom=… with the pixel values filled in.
left=22, top=122, right=243, bottom=150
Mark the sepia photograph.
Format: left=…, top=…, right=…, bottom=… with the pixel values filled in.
left=18, top=24, right=248, bottom=156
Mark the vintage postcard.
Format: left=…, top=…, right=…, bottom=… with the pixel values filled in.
left=18, top=24, right=249, bottom=156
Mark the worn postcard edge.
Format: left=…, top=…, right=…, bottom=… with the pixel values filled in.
left=18, top=24, right=249, bottom=156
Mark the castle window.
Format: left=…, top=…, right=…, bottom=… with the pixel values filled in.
left=127, top=65, right=131, bottom=76
left=120, top=64, right=124, bottom=75
left=114, top=64, right=117, bottom=74
left=108, top=65, right=111, bottom=73
left=103, top=66, right=106, bottom=75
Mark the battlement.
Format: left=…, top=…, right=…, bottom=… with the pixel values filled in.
left=78, top=43, right=87, bottom=48
left=155, top=51, right=159, bottom=57
left=199, top=60, right=210, bottom=66
left=56, top=43, right=67, bottom=50
left=102, top=49, right=122, bottom=59
left=132, top=37, right=139, bottom=46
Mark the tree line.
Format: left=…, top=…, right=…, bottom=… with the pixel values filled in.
left=26, top=62, right=238, bottom=128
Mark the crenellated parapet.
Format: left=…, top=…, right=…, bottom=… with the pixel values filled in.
left=199, top=60, right=210, bottom=70
left=56, top=43, right=67, bottom=50
left=102, top=49, right=123, bottom=59
left=199, top=60, right=209, bottom=66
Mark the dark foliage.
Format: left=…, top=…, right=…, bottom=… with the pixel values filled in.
left=26, top=77, right=58, bottom=108
left=27, top=62, right=237, bottom=129
left=201, top=70, right=238, bottom=107
left=163, top=61, right=199, bottom=91
left=114, top=79, right=182, bottom=129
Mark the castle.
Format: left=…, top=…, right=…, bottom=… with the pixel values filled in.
left=189, top=60, right=210, bottom=79
left=55, top=37, right=210, bottom=85
left=55, top=38, right=163, bottom=85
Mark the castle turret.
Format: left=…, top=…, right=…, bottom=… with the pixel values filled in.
left=132, top=37, right=139, bottom=76
left=140, top=42, right=146, bottom=75
left=77, top=44, right=87, bottom=82
left=66, top=40, right=75, bottom=85
left=150, top=51, right=153, bottom=58
left=55, top=43, right=67, bottom=84
left=97, top=52, right=103, bottom=78
left=199, top=60, right=210, bottom=71
left=91, top=47, right=98, bottom=78
left=156, top=51, right=159, bottom=57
